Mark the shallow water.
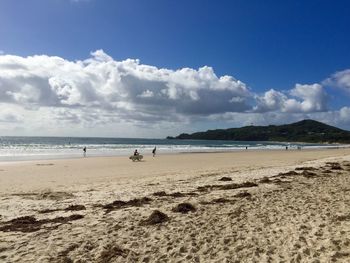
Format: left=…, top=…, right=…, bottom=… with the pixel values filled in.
left=0, top=136, right=342, bottom=161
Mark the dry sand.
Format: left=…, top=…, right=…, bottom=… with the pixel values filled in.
left=0, top=149, right=350, bottom=262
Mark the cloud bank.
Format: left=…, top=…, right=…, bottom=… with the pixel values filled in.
left=0, top=50, right=349, bottom=137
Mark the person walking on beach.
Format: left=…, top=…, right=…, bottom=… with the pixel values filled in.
left=152, top=147, right=156, bottom=157
left=83, top=146, right=87, bottom=157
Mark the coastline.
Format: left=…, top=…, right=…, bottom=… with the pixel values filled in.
left=1, top=148, right=350, bottom=262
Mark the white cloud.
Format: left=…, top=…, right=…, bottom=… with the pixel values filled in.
left=0, top=50, right=254, bottom=136
left=0, top=51, right=251, bottom=117
left=324, top=69, right=350, bottom=93
left=0, top=50, right=348, bottom=137
left=254, top=84, right=328, bottom=113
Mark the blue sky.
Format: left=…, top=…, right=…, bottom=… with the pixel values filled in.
left=0, top=0, right=350, bottom=137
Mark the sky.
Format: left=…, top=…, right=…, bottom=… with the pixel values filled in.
left=0, top=0, right=350, bottom=138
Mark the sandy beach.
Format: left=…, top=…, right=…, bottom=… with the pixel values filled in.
left=1, top=149, right=350, bottom=262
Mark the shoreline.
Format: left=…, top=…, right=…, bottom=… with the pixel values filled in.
left=0, top=144, right=349, bottom=163
left=0, top=146, right=347, bottom=166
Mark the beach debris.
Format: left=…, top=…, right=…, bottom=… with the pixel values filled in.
left=218, top=177, right=232, bottom=181
left=325, top=162, right=343, bottom=170
left=38, top=208, right=60, bottom=214
left=168, top=192, right=185, bottom=198
left=65, top=205, right=86, bottom=211
left=234, top=191, right=252, bottom=198
left=102, top=197, right=152, bottom=212
left=301, top=170, right=318, bottom=178
left=152, top=191, right=167, bottom=197
left=333, top=214, right=350, bottom=222
left=152, top=191, right=197, bottom=198
left=0, top=216, right=39, bottom=232
left=259, top=177, right=272, bottom=183
left=278, top=171, right=299, bottom=176
left=295, top=167, right=318, bottom=171
left=212, top=198, right=232, bottom=203
left=172, top=203, right=196, bottom=214
left=141, top=210, right=169, bottom=225
left=36, top=163, right=54, bottom=166
left=197, top=181, right=258, bottom=192
left=331, top=252, right=350, bottom=261
left=39, top=204, right=86, bottom=214
left=220, top=181, right=258, bottom=190
left=0, top=214, right=84, bottom=233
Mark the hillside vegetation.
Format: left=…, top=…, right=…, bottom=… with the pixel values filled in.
left=167, top=120, right=350, bottom=143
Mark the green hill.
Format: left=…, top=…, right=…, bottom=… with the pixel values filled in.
left=167, top=120, right=350, bottom=143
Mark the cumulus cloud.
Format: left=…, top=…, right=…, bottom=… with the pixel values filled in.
left=0, top=50, right=348, bottom=136
left=0, top=50, right=252, bottom=120
left=324, top=69, right=350, bottom=92
left=254, top=84, right=328, bottom=113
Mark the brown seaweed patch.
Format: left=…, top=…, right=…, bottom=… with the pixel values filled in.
left=234, top=191, right=252, bottom=198
left=0, top=214, right=84, bottom=233
left=39, top=204, right=86, bottom=214
left=64, top=205, right=86, bottom=211
left=36, top=163, right=54, bottom=166
left=152, top=191, right=197, bottom=198
left=218, top=177, right=232, bottom=181
left=301, top=170, right=318, bottom=178
left=140, top=210, right=169, bottom=225
left=38, top=208, right=61, bottom=214
left=197, top=181, right=258, bottom=192
left=102, top=197, right=152, bottom=212
left=220, top=182, right=258, bottom=190
left=325, top=162, right=343, bottom=170
left=152, top=191, right=167, bottom=197
left=212, top=198, right=232, bottom=203
left=334, top=214, right=350, bottom=221
left=278, top=171, right=299, bottom=176
left=295, top=167, right=318, bottom=171
left=331, top=252, right=350, bottom=261
left=172, top=203, right=196, bottom=214
left=168, top=192, right=185, bottom=198
left=259, top=177, right=272, bottom=183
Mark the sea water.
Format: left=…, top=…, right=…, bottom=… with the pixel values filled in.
left=0, top=136, right=343, bottom=162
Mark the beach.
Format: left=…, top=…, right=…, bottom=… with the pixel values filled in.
left=1, top=148, right=350, bottom=262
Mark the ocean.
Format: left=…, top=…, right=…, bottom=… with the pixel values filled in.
left=0, top=136, right=343, bottom=162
